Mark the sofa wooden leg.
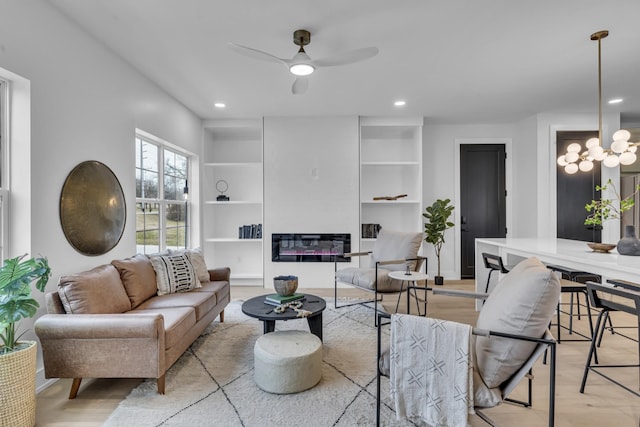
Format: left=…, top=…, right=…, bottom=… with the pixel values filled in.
left=69, top=378, right=82, bottom=399
left=157, top=374, right=166, bottom=394
left=219, top=310, right=224, bottom=323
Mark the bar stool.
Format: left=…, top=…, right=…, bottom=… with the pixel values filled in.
left=545, top=264, right=598, bottom=343
left=580, top=279, right=640, bottom=397
left=481, top=253, right=510, bottom=295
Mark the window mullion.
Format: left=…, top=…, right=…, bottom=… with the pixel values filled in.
left=158, top=145, right=166, bottom=251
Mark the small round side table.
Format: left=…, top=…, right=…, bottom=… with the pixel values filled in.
left=388, top=270, right=429, bottom=315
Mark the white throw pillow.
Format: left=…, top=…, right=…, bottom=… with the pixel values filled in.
left=148, top=252, right=201, bottom=295
left=474, top=257, right=560, bottom=389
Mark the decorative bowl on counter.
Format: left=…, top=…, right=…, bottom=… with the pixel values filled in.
left=586, top=243, right=616, bottom=253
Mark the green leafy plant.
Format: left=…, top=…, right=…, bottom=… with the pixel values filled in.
left=423, top=199, right=455, bottom=278
left=585, top=179, right=640, bottom=226
left=0, top=254, right=51, bottom=354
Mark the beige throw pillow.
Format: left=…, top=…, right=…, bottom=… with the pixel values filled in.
left=149, top=252, right=201, bottom=295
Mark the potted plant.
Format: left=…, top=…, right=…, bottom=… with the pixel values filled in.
left=585, top=179, right=640, bottom=255
left=423, top=199, right=454, bottom=285
left=0, top=254, right=51, bottom=427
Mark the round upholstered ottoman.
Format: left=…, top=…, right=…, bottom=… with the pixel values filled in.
left=254, top=330, right=322, bottom=394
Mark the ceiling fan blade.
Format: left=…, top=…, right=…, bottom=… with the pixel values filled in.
left=292, top=77, right=309, bottom=95
left=313, top=47, right=379, bottom=67
left=227, top=42, right=288, bottom=65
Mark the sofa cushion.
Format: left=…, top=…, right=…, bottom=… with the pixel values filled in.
left=128, top=306, right=196, bottom=349
left=475, top=257, right=560, bottom=389
left=111, top=254, right=158, bottom=308
left=335, top=267, right=402, bottom=292
left=134, top=291, right=217, bottom=322
left=194, top=280, right=230, bottom=302
left=370, top=229, right=423, bottom=271
left=183, top=248, right=210, bottom=283
left=58, top=264, right=131, bottom=314
left=149, top=252, right=201, bottom=295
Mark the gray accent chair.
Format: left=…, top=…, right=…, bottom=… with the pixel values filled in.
left=376, top=256, right=560, bottom=426
left=334, top=229, right=425, bottom=323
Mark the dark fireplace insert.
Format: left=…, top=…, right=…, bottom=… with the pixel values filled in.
left=272, top=233, right=351, bottom=262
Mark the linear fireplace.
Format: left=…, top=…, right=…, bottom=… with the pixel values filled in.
left=272, top=233, right=351, bottom=262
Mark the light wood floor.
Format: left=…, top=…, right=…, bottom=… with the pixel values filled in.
left=36, top=282, right=640, bottom=426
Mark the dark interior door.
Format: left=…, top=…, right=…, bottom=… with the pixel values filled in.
left=460, top=144, right=506, bottom=278
left=556, top=131, right=601, bottom=242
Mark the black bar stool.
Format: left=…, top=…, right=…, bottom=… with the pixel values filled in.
left=481, top=253, right=510, bottom=295
left=545, top=264, right=598, bottom=343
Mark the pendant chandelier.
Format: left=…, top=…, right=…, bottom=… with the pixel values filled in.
left=557, top=30, right=639, bottom=174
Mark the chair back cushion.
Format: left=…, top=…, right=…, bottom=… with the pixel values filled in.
left=370, top=229, right=423, bottom=271
left=474, top=257, right=560, bottom=389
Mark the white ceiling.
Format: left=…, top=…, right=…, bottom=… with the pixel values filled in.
left=47, top=0, right=640, bottom=124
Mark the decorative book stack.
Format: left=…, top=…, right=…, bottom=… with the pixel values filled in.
left=263, top=293, right=305, bottom=306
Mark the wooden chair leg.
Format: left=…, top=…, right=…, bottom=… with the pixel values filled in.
left=157, top=374, right=166, bottom=394
left=219, top=309, right=224, bottom=323
left=69, top=378, right=82, bottom=399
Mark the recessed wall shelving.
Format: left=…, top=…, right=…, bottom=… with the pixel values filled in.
left=202, top=119, right=264, bottom=286
left=359, top=117, right=424, bottom=259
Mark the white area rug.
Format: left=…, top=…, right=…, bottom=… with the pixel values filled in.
left=103, top=298, right=409, bottom=427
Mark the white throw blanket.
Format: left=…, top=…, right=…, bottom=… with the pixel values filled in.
left=390, top=314, right=474, bottom=427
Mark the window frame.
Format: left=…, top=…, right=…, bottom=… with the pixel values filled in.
left=135, top=130, right=191, bottom=254
left=0, top=79, right=9, bottom=260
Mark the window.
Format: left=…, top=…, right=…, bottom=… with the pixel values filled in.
left=135, top=132, right=189, bottom=254
left=0, top=80, right=7, bottom=261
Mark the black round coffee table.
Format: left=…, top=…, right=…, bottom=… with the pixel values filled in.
left=241, top=294, right=326, bottom=341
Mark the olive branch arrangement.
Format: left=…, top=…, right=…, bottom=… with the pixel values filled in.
left=584, top=179, right=640, bottom=226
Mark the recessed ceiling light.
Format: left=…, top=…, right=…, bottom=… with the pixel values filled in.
left=394, top=100, right=406, bottom=107
left=608, top=98, right=623, bottom=104
left=214, top=102, right=226, bottom=108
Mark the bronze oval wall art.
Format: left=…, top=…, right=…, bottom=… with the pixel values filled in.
left=60, top=161, right=126, bottom=255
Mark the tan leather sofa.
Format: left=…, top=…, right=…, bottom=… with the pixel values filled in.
left=34, top=253, right=230, bottom=399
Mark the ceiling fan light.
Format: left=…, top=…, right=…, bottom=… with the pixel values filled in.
left=619, top=151, right=637, bottom=165
left=557, top=155, right=568, bottom=166
left=289, top=63, right=314, bottom=76
left=289, top=52, right=315, bottom=76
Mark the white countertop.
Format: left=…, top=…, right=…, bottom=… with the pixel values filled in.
left=476, top=237, right=640, bottom=282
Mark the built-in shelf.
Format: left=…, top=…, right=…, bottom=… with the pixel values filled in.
left=205, top=238, right=262, bottom=243
left=202, top=119, right=264, bottom=287
left=204, top=201, right=262, bottom=205
left=361, top=200, right=421, bottom=205
left=359, top=117, right=423, bottom=267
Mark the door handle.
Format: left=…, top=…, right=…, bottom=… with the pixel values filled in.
left=461, top=215, right=467, bottom=224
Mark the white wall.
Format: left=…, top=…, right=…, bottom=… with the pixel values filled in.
left=263, top=116, right=359, bottom=288
left=0, top=1, right=202, bottom=389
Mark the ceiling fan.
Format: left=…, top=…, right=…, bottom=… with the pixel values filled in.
left=228, top=29, right=379, bottom=95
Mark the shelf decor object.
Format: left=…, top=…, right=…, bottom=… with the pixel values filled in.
left=216, top=179, right=230, bottom=201
left=557, top=30, right=639, bottom=174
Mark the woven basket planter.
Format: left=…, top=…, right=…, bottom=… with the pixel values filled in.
left=0, top=341, right=37, bottom=427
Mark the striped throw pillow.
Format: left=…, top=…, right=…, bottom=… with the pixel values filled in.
left=149, top=253, right=201, bottom=295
